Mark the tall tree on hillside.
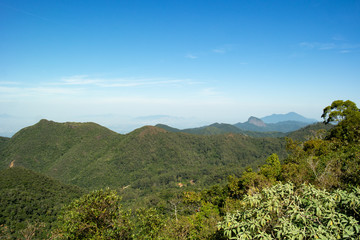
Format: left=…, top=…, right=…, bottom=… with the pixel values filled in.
left=322, top=100, right=360, bottom=144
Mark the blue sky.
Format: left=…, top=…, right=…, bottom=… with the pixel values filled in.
left=0, top=0, right=359, bottom=136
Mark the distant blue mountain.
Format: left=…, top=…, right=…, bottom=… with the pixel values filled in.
left=261, top=112, right=318, bottom=124
left=156, top=112, right=319, bottom=135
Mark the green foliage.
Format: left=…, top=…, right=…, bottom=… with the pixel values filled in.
left=0, top=119, right=287, bottom=207
left=260, top=153, right=281, bottom=181
left=224, top=154, right=282, bottom=200
left=1, top=100, right=359, bottom=239
left=322, top=100, right=360, bottom=144
left=218, top=182, right=360, bottom=239
left=286, top=122, right=333, bottom=142
left=133, top=208, right=166, bottom=240
left=157, top=203, right=222, bottom=240
left=0, top=167, right=83, bottom=239
left=322, top=100, right=359, bottom=124
left=282, top=134, right=360, bottom=189
left=54, top=188, right=132, bottom=240
left=187, top=201, right=222, bottom=239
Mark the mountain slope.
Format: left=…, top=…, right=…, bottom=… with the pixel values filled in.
left=182, top=123, right=244, bottom=135
left=0, top=120, right=287, bottom=194
left=156, top=123, right=243, bottom=135
left=286, top=122, right=333, bottom=141
left=1, top=119, right=122, bottom=185
left=0, top=167, right=83, bottom=237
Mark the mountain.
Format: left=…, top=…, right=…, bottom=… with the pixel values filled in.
left=0, top=167, right=83, bottom=237
left=155, top=112, right=318, bottom=135
left=0, top=120, right=287, bottom=201
left=247, top=116, right=266, bottom=127
left=234, top=117, right=311, bottom=133
left=261, top=112, right=317, bottom=124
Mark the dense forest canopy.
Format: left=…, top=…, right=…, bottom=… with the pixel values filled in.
left=0, top=100, right=359, bottom=239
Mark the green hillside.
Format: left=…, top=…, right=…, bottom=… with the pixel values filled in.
left=182, top=123, right=243, bottom=135
left=156, top=123, right=286, bottom=138
left=0, top=167, right=84, bottom=238
left=286, top=122, right=334, bottom=141
left=0, top=120, right=287, bottom=202
left=0, top=100, right=357, bottom=239
left=0, top=136, right=9, bottom=151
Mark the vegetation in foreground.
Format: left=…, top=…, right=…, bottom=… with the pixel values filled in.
left=0, top=100, right=359, bottom=239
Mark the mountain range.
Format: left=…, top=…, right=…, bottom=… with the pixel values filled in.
left=0, top=115, right=331, bottom=206
left=261, top=112, right=317, bottom=123
left=156, top=112, right=318, bottom=136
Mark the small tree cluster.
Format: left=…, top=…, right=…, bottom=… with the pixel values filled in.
left=53, top=188, right=132, bottom=240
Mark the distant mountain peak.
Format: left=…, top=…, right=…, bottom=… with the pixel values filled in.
left=247, top=116, right=266, bottom=127
left=261, top=112, right=317, bottom=124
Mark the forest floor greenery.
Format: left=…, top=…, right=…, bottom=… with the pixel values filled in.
left=0, top=100, right=359, bottom=239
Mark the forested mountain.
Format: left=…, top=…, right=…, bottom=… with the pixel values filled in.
left=156, top=123, right=245, bottom=135
left=286, top=122, right=333, bottom=141
left=156, top=121, right=329, bottom=139
left=0, top=167, right=83, bottom=238
left=0, top=119, right=287, bottom=194
left=1, top=101, right=357, bottom=239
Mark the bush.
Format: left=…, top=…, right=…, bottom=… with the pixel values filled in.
left=53, top=188, right=132, bottom=240
left=218, top=182, right=360, bottom=239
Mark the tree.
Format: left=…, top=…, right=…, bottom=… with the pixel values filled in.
left=321, top=100, right=360, bottom=144
left=260, top=153, right=281, bottom=181
left=53, top=188, right=132, bottom=240
left=133, top=208, right=166, bottom=240
left=321, top=100, right=359, bottom=124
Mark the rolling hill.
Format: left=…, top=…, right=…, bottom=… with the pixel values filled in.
left=0, top=118, right=332, bottom=209
left=0, top=120, right=287, bottom=197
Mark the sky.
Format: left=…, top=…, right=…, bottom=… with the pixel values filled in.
left=0, top=0, right=359, bottom=136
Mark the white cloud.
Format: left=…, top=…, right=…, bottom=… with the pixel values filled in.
left=213, top=48, right=226, bottom=54
left=185, top=53, right=198, bottom=59
left=58, top=75, right=198, bottom=88
left=0, top=81, right=20, bottom=85
left=98, top=79, right=186, bottom=88
left=340, top=50, right=350, bottom=54
left=299, top=41, right=360, bottom=52
left=299, top=41, right=335, bottom=50
left=318, top=43, right=336, bottom=50
left=212, top=44, right=237, bottom=54
left=199, top=88, right=221, bottom=96
left=62, top=75, right=99, bottom=85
